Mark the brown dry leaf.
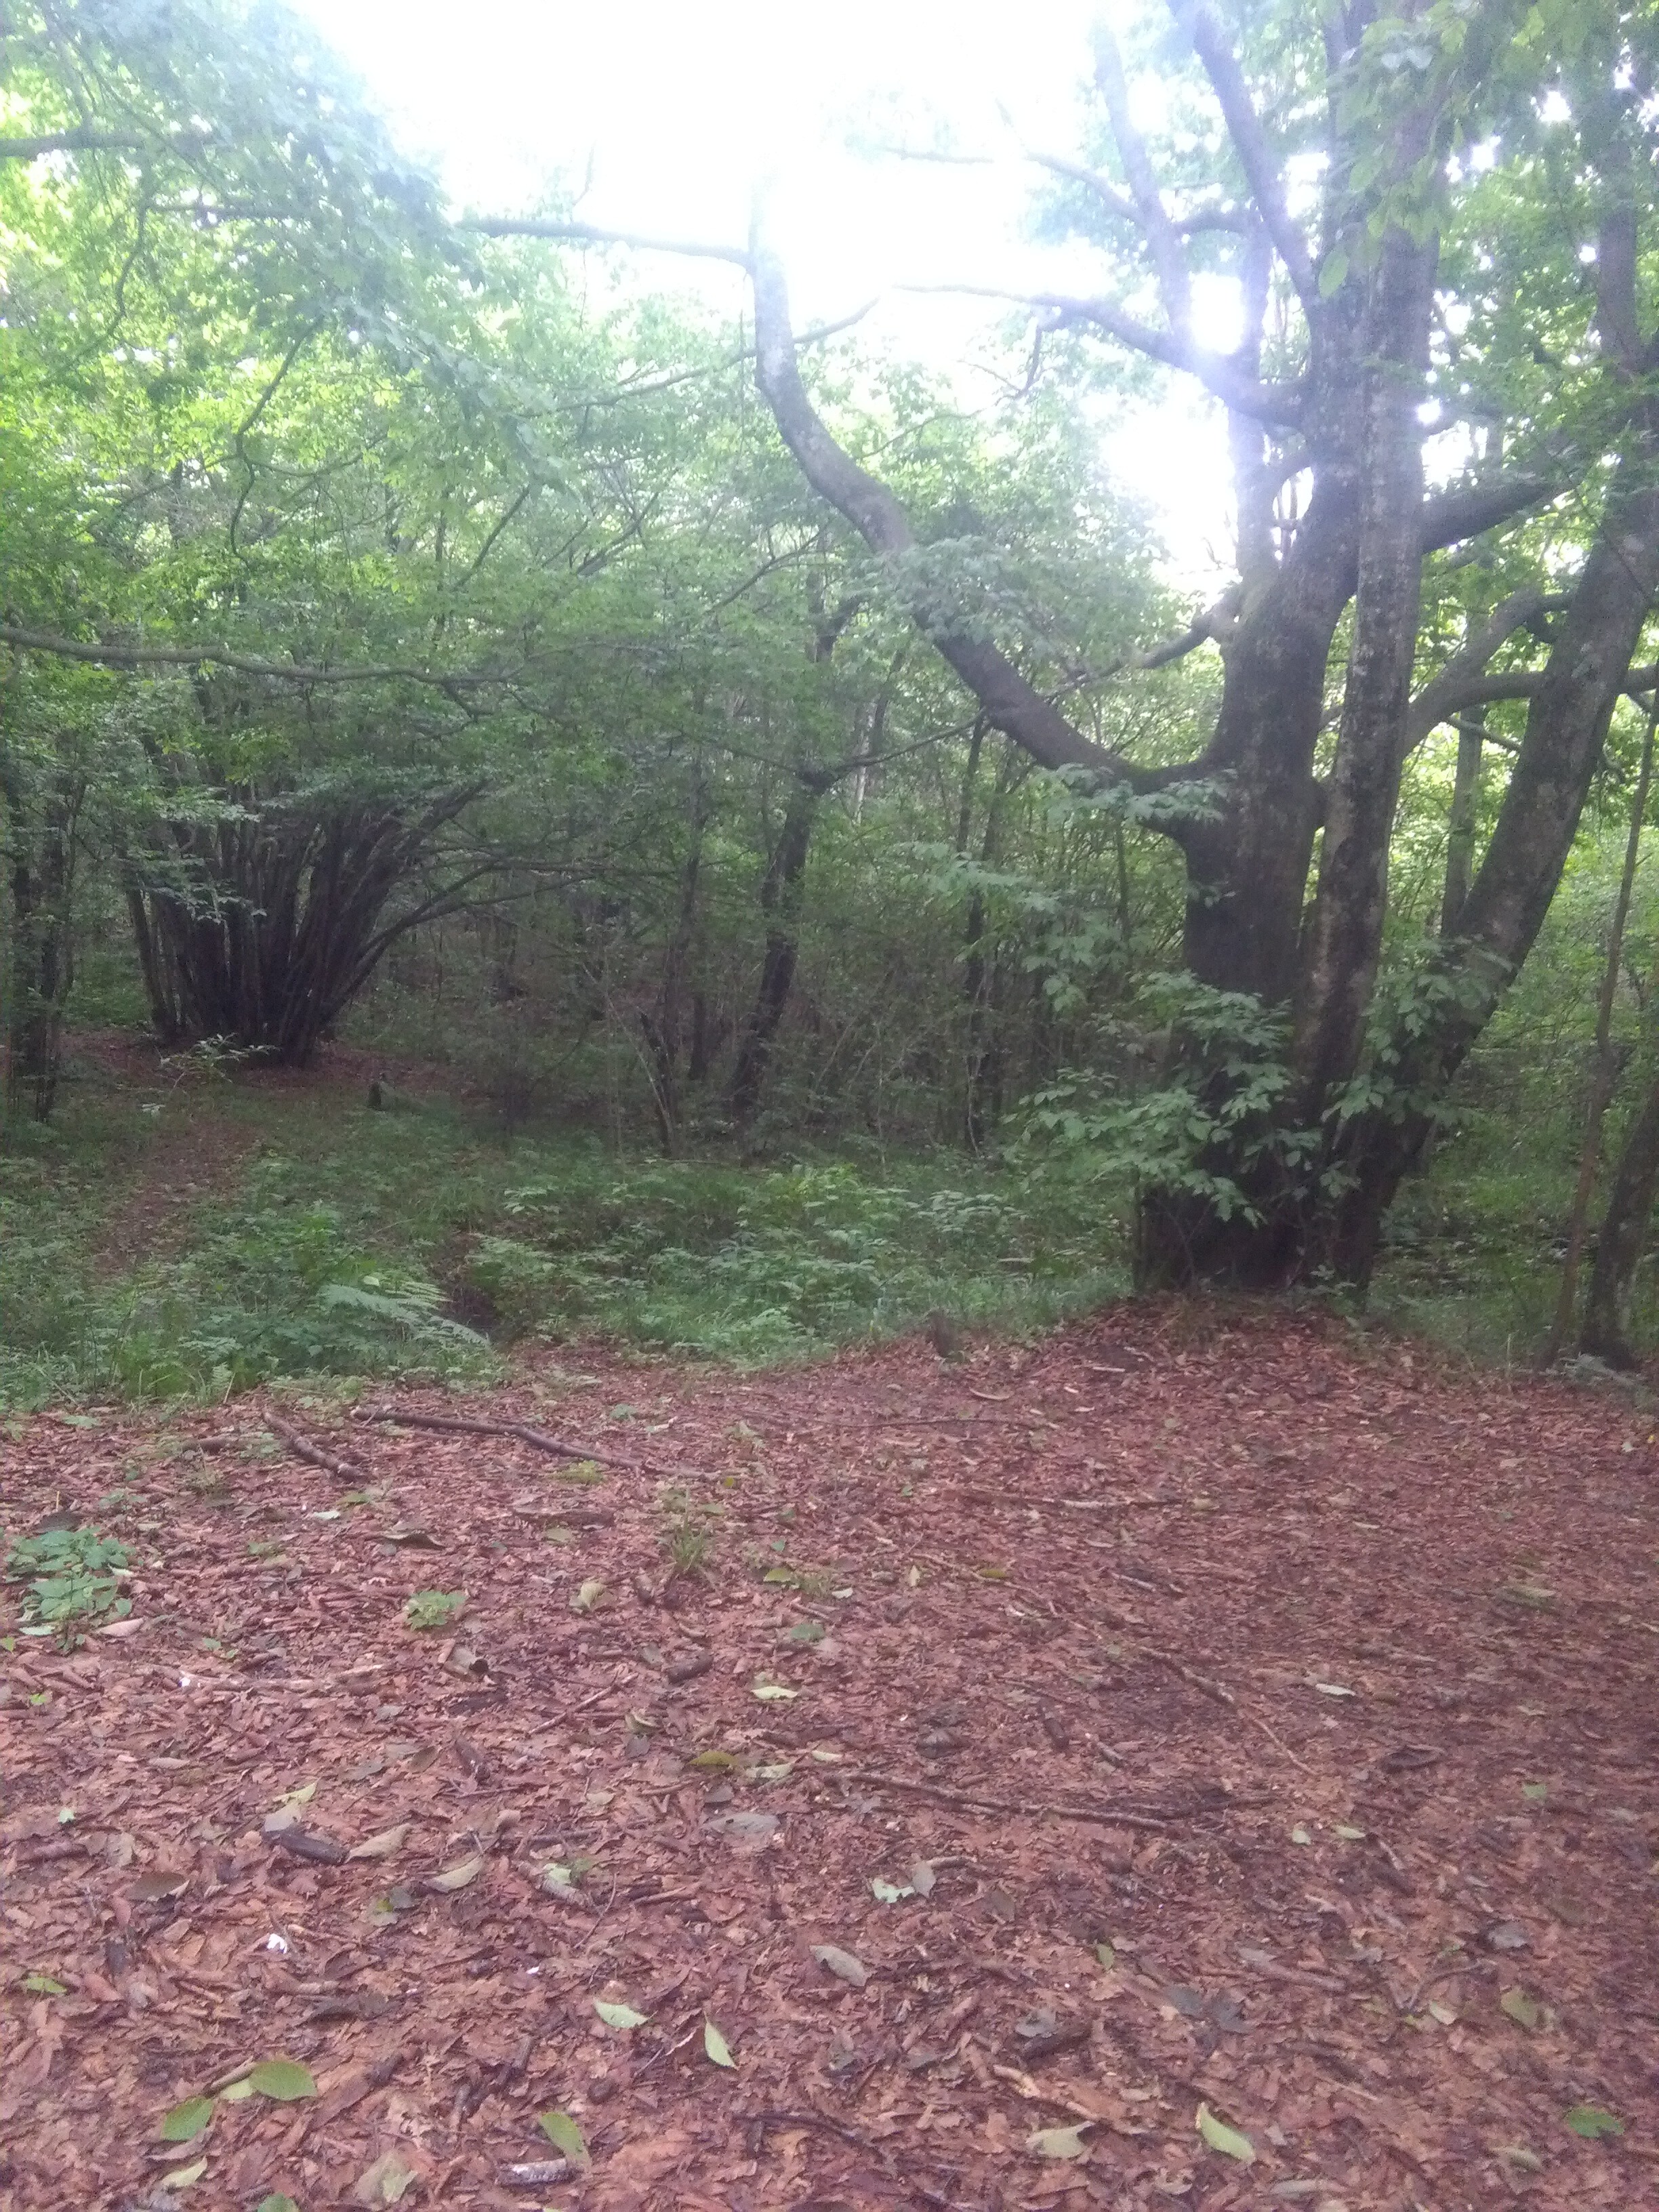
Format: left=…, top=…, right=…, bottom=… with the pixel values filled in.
left=347, top=1822, right=411, bottom=1862
left=811, top=1943, right=869, bottom=1986
left=351, top=2150, right=419, bottom=2205
left=428, top=1853, right=485, bottom=1892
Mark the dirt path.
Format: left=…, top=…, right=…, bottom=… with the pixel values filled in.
left=1, top=1306, right=1655, bottom=2211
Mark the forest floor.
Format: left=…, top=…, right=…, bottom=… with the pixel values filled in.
left=2, top=1305, right=1657, bottom=2212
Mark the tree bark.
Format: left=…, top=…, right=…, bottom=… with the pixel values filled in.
left=1580, top=1079, right=1659, bottom=1366
left=726, top=771, right=825, bottom=1130
left=1541, top=693, right=1657, bottom=1362
left=1440, top=717, right=1485, bottom=935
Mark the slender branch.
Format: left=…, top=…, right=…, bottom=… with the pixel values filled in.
left=899, top=283, right=1301, bottom=425
left=1026, top=146, right=1249, bottom=234
left=0, top=626, right=506, bottom=689
left=464, top=216, right=751, bottom=268
left=1092, top=24, right=1191, bottom=330
left=1182, top=2, right=1318, bottom=310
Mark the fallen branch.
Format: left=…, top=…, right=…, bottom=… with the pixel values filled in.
left=989, top=2062, right=1151, bottom=2135
left=361, top=1406, right=718, bottom=1482
left=1146, top=1647, right=1315, bottom=1774
left=266, top=1414, right=367, bottom=1481
left=838, top=1767, right=1171, bottom=1831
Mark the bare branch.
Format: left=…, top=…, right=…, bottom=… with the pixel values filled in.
left=464, top=216, right=751, bottom=268
left=1092, top=24, right=1191, bottom=330
left=900, top=282, right=1302, bottom=424
left=1, top=129, right=133, bottom=158
left=1181, top=3, right=1318, bottom=310
left=1027, top=146, right=1248, bottom=234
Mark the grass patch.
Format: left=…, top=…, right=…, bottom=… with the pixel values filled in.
left=0, top=1059, right=1127, bottom=1412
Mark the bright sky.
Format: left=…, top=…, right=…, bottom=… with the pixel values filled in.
left=291, top=0, right=1235, bottom=588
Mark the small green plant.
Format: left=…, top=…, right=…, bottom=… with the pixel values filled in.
left=402, top=1588, right=466, bottom=1630
left=4, top=1526, right=131, bottom=1645
left=659, top=1486, right=718, bottom=1579
left=663, top=1518, right=713, bottom=1578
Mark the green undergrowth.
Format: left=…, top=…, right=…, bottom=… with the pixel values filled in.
left=0, top=1058, right=1127, bottom=1412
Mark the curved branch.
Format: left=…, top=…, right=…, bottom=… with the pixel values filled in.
left=750, top=243, right=1204, bottom=798
left=1400, top=587, right=1564, bottom=758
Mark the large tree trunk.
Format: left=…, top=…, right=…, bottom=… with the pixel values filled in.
left=741, top=9, right=1655, bottom=1294
left=1322, top=462, right=1659, bottom=1282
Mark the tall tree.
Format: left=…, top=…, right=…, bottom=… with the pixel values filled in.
left=691, top=0, right=1659, bottom=1286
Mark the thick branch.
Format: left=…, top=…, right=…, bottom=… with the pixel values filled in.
left=750, top=245, right=1202, bottom=797
left=1417, top=471, right=1559, bottom=554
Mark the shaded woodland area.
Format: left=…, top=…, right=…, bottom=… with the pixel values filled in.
left=5, top=0, right=1659, bottom=1367
left=3, top=7, right=1659, bottom=2205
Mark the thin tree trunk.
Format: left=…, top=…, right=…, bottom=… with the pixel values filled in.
left=1540, top=694, right=1658, bottom=1363
left=1580, top=1078, right=1659, bottom=1366
left=1440, top=715, right=1485, bottom=934
left=726, top=774, right=823, bottom=1130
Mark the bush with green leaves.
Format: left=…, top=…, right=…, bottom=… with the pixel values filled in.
left=4, top=1526, right=131, bottom=1643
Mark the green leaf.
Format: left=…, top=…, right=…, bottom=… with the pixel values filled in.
left=752, top=1678, right=799, bottom=1701
left=247, top=2059, right=316, bottom=2101
left=1094, top=1941, right=1116, bottom=1971
left=160, top=2095, right=216, bottom=2142
left=401, top=1589, right=466, bottom=1629
left=258, top=2198, right=302, bottom=2212
left=1196, top=2103, right=1255, bottom=2162
left=158, top=2158, right=207, bottom=2190
left=703, top=2015, right=737, bottom=2068
left=219, top=2078, right=254, bottom=2102
left=593, top=1998, right=647, bottom=2029
left=538, top=2110, right=589, bottom=2165
left=21, top=1973, right=66, bottom=1995
left=1319, top=247, right=1349, bottom=297
left=1027, top=2123, right=1092, bottom=2160
left=1564, top=2104, right=1623, bottom=2139
left=1500, top=1987, right=1542, bottom=2030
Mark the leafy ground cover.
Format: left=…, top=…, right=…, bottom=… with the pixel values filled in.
left=0, top=1040, right=1123, bottom=1414
left=1, top=1305, right=1654, bottom=2210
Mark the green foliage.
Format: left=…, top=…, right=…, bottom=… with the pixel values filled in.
left=3, top=1525, right=131, bottom=1643
left=1022, top=975, right=1306, bottom=1225
left=403, top=1589, right=466, bottom=1630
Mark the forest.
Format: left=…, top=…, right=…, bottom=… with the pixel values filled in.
left=1, top=3, right=1656, bottom=2208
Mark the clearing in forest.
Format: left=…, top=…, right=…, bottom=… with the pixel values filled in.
left=1, top=1307, right=1655, bottom=2211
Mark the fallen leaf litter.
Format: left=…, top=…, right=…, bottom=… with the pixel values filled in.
left=1, top=1301, right=1656, bottom=2209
